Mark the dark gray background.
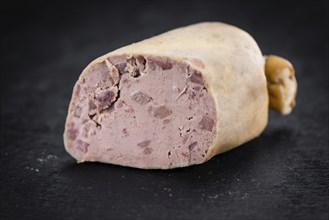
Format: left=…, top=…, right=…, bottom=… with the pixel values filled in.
left=1, top=1, right=328, bottom=219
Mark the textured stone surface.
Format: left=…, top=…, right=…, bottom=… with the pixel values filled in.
left=1, top=1, right=328, bottom=220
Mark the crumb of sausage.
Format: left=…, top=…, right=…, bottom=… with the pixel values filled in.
left=199, top=116, right=214, bottom=131
left=75, top=140, right=89, bottom=153
left=143, top=147, right=153, bottom=155
left=189, top=72, right=204, bottom=85
left=153, top=105, right=172, bottom=119
left=132, top=91, right=152, bottom=105
left=137, top=140, right=151, bottom=148
left=188, top=141, right=198, bottom=151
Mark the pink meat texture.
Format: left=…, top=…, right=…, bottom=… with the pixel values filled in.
left=64, top=22, right=297, bottom=169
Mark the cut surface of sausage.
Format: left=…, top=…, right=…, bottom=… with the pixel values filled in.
left=64, top=55, right=216, bottom=169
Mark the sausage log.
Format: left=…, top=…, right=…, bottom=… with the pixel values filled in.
left=64, top=22, right=297, bottom=169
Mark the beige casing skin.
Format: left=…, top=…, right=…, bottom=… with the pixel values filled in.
left=66, top=22, right=269, bottom=162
